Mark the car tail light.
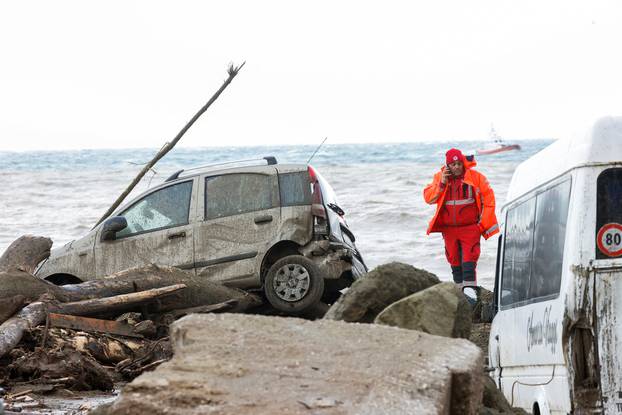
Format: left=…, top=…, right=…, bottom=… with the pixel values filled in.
left=308, top=165, right=317, bottom=183
left=309, top=166, right=328, bottom=238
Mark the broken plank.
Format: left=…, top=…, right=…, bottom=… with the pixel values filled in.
left=166, top=299, right=239, bottom=319
left=48, top=313, right=143, bottom=338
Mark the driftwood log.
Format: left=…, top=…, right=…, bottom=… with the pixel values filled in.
left=60, top=264, right=262, bottom=313
left=0, top=235, right=52, bottom=274
left=50, top=283, right=187, bottom=317
left=0, top=301, right=48, bottom=359
left=0, top=270, right=71, bottom=304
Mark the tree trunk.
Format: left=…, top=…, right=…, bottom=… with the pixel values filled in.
left=0, top=265, right=262, bottom=316
left=0, top=270, right=71, bottom=305
left=51, top=284, right=187, bottom=317
left=0, top=235, right=52, bottom=274
left=0, top=301, right=48, bottom=359
left=59, top=264, right=262, bottom=313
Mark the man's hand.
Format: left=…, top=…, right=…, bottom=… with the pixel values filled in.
left=441, top=167, right=451, bottom=184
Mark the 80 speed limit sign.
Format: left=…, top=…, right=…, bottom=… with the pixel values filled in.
left=597, top=223, right=622, bottom=257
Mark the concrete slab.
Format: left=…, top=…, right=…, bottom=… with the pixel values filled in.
left=102, top=313, right=484, bottom=415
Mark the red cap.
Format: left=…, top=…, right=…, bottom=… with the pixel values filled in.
left=445, top=148, right=464, bottom=165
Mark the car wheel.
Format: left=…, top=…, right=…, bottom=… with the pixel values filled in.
left=264, top=255, right=324, bottom=314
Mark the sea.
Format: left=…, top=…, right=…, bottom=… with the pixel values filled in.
left=0, top=140, right=552, bottom=290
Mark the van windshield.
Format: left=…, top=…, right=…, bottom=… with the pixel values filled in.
left=596, top=168, right=622, bottom=259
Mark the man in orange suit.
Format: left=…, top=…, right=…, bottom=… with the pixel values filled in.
left=423, top=148, right=499, bottom=287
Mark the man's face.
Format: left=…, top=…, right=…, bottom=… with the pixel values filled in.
left=448, top=160, right=464, bottom=176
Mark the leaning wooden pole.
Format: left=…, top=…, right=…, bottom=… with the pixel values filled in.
left=94, top=62, right=246, bottom=227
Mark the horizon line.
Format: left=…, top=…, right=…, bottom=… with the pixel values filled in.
left=0, top=137, right=556, bottom=153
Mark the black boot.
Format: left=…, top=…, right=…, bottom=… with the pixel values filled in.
left=462, top=261, right=477, bottom=286
left=451, top=266, right=463, bottom=284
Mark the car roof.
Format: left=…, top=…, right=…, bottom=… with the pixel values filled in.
left=109, top=161, right=309, bottom=218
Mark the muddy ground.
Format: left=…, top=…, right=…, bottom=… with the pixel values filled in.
left=2, top=388, right=117, bottom=414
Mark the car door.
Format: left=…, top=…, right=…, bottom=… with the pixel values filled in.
left=94, top=179, right=197, bottom=277
left=193, top=170, right=280, bottom=288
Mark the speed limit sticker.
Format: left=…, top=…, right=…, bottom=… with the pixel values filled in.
left=597, top=223, right=622, bottom=257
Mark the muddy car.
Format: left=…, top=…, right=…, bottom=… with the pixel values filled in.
left=36, top=157, right=367, bottom=313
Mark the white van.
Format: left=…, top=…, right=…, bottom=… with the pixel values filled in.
left=489, top=117, right=622, bottom=414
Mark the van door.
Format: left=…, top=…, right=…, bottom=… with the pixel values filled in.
left=193, top=171, right=281, bottom=288
left=593, top=265, right=622, bottom=414
left=593, top=167, right=622, bottom=413
left=94, top=179, right=196, bottom=277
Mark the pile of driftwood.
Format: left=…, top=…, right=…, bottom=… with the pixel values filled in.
left=0, top=236, right=261, bottom=392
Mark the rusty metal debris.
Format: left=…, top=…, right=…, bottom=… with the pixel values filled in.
left=48, top=313, right=143, bottom=339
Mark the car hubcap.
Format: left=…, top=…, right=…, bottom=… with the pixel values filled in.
left=273, top=263, right=310, bottom=302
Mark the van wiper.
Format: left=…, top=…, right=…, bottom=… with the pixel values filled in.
left=327, top=203, right=345, bottom=216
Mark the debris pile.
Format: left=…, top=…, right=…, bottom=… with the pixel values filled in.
left=0, top=235, right=262, bottom=412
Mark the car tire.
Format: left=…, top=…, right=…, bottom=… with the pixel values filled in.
left=264, top=255, right=324, bottom=314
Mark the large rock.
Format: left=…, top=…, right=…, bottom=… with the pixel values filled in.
left=324, top=262, right=440, bottom=323
left=374, top=282, right=473, bottom=339
left=101, top=313, right=484, bottom=415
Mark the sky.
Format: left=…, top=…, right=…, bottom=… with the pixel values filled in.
left=1, top=1, right=621, bottom=151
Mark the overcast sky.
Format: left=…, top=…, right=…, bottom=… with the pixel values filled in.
left=1, top=1, right=620, bottom=151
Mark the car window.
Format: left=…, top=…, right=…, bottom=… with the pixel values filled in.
left=501, top=197, right=535, bottom=307
left=500, top=179, right=571, bottom=308
left=529, top=179, right=570, bottom=299
left=279, top=172, right=312, bottom=206
left=117, top=181, right=193, bottom=238
left=205, top=173, right=278, bottom=220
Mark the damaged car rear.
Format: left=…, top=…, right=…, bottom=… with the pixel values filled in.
left=37, top=157, right=367, bottom=314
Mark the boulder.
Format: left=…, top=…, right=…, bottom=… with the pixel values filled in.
left=374, top=282, right=472, bottom=339
left=100, top=313, right=484, bottom=415
left=324, top=262, right=440, bottom=323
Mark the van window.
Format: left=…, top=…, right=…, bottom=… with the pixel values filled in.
left=596, top=168, right=622, bottom=259
left=501, top=179, right=571, bottom=307
left=529, top=179, right=571, bottom=299
left=279, top=172, right=312, bottom=206
left=501, top=198, right=535, bottom=306
left=117, top=181, right=193, bottom=238
left=205, top=173, right=278, bottom=220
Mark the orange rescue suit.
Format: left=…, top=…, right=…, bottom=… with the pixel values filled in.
left=423, top=157, right=499, bottom=240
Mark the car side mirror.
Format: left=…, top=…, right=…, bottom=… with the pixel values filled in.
left=101, top=216, right=127, bottom=241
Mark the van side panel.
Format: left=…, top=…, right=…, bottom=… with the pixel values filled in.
left=490, top=174, right=574, bottom=414
left=594, top=266, right=622, bottom=413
